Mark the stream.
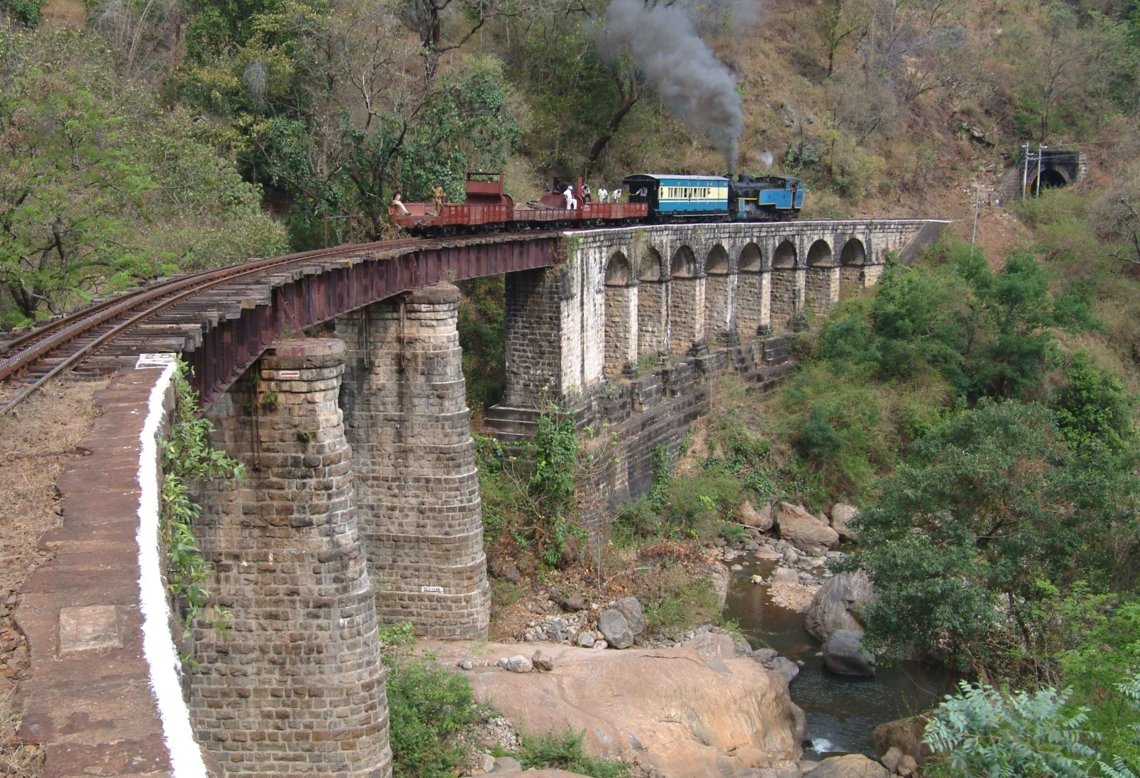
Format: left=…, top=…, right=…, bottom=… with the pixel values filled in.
left=724, top=559, right=957, bottom=759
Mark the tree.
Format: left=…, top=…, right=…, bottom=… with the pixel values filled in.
left=0, top=28, right=285, bottom=326
left=819, top=0, right=868, bottom=78
left=846, top=398, right=1136, bottom=676
left=924, top=682, right=1098, bottom=777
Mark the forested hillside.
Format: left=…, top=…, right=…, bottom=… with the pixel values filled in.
left=2, top=0, right=1138, bottom=327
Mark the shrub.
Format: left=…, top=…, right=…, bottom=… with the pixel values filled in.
left=519, top=729, right=628, bottom=777
left=381, top=624, right=486, bottom=777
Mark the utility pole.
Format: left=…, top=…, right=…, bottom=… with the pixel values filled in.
left=1035, top=143, right=1047, bottom=197
left=1022, top=142, right=1031, bottom=199
left=971, top=186, right=981, bottom=247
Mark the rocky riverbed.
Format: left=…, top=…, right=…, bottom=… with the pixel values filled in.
left=443, top=501, right=933, bottom=777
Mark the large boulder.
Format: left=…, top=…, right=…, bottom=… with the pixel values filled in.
left=804, top=570, right=875, bottom=642
left=871, top=714, right=932, bottom=764
left=829, top=503, right=860, bottom=543
left=774, top=503, right=839, bottom=553
left=597, top=609, right=634, bottom=649
left=614, top=596, right=646, bottom=637
left=738, top=501, right=774, bottom=532
left=806, top=754, right=889, bottom=778
left=440, top=641, right=802, bottom=776
left=822, top=629, right=875, bottom=677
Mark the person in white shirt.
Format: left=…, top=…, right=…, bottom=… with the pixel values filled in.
left=563, top=185, right=578, bottom=210
left=598, top=186, right=609, bottom=203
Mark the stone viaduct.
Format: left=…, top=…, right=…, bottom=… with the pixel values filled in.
left=16, top=219, right=946, bottom=776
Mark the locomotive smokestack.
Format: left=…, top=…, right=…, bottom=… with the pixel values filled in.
left=595, top=0, right=744, bottom=171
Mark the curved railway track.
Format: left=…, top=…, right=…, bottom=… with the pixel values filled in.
left=0, top=238, right=433, bottom=416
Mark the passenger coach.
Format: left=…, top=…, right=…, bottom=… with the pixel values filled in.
left=623, top=173, right=730, bottom=221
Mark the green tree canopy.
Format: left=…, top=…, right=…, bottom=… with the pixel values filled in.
left=0, top=27, right=285, bottom=326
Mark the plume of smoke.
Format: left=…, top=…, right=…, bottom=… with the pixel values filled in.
left=594, top=0, right=744, bottom=172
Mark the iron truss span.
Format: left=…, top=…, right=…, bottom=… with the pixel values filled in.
left=0, top=232, right=562, bottom=414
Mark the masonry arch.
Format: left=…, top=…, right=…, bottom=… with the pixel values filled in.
left=736, top=242, right=765, bottom=338
left=603, top=252, right=636, bottom=378
left=669, top=245, right=700, bottom=355
left=704, top=245, right=733, bottom=345
left=770, top=239, right=798, bottom=331
left=1030, top=167, right=1068, bottom=192
left=637, top=246, right=667, bottom=358
left=805, top=239, right=838, bottom=323
left=839, top=237, right=867, bottom=297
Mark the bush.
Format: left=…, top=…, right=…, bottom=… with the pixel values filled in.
left=381, top=624, right=486, bottom=777
left=924, top=681, right=1097, bottom=777
left=519, top=729, right=628, bottom=777
left=644, top=574, right=721, bottom=639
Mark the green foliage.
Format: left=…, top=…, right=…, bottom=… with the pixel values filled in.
left=475, top=406, right=587, bottom=569
left=924, top=681, right=1098, bottom=777
left=656, top=467, right=742, bottom=541
left=519, top=729, right=628, bottom=778
left=845, top=398, right=1136, bottom=674
left=528, top=407, right=586, bottom=567
left=458, top=276, right=506, bottom=411
left=0, top=0, right=44, bottom=25
left=1055, top=353, right=1135, bottom=454
left=160, top=361, right=244, bottom=637
left=644, top=574, right=721, bottom=639
left=380, top=624, right=485, bottom=778
left=0, top=27, right=285, bottom=326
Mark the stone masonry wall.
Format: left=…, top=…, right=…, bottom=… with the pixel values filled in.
left=735, top=272, right=763, bottom=338
left=502, top=267, right=564, bottom=406
left=704, top=273, right=735, bottom=346
left=769, top=268, right=798, bottom=331
left=805, top=266, right=839, bottom=323
left=604, top=284, right=636, bottom=378
left=337, top=284, right=489, bottom=639
left=196, top=339, right=392, bottom=777
left=669, top=276, right=705, bottom=355
left=637, top=280, right=668, bottom=359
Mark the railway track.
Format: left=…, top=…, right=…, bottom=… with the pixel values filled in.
left=0, top=238, right=432, bottom=417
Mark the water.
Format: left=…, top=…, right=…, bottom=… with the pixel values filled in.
left=724, top=559, right=956, bottom=758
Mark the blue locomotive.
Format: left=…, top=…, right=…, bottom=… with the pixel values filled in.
left=623, top=172, right=803, bottom=222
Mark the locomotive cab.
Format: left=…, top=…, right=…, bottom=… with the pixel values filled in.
left=728, top=174, right=803, bottom=220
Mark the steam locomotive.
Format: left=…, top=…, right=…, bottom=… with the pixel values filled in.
left=389, top=171, right=803, bottom=235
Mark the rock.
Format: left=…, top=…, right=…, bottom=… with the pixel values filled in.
left=759, top=766, right=802, bottom=778
left=767, top=656, right=800, bottom=685
left=460, top=641, right=800, bottom=776
left=737, top=501, right=774, bottom=531
left=615, top=596, right=646, bottom=637
left=881, top=746, right=903, bottom=773
left=822, top=630, right=875, bottom=677
left=497, top=655, right=533, bottom=673
left=752, top=648, right=778, bottom=663
left=804, top=570, right=875, bottom=642
left=830, top=503, right=860, bottom=542
left=751, top=574, right=765, bottom=584
left=475, top=752, right=496, bottom=773
left=808, top=754, right=889, bottom=778
left=772, top=567, right=799, bottom=585
left=458, top=657, right=474, bottom=671
left=531, top=650, right=554, bottom=672
left=775, top=502, right=840, bottom=553
left=598, top=609, right=634, bottom=649
left=576, top=631, right=596, bottom=648
left=492, top=756, right=522, bottom=772
left=553, top=591, right=587, bottom=612
left=782, top=547, right=799, bottom=565
left=897, top=754, right=918, bottom=776
left=682, top=631, right=736, bottom=659
left=871, top=714, right=932, bottom=764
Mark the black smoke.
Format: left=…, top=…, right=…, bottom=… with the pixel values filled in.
left=594, top=0, right=746, bottom=172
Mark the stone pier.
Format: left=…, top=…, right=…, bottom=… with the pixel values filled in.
left=194, top=339, right=391, bottom=776
left=338, top=283, right=490, bottom=639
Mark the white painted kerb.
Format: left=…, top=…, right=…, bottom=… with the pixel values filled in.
left=135, top=356, right=208, bottom=777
